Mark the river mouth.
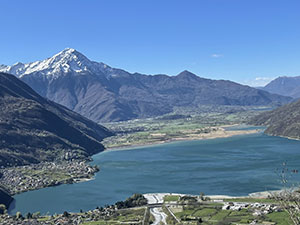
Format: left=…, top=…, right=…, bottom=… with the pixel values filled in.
left=9, top=129, right=300, bottom=215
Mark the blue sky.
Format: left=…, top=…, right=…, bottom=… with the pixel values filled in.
left=1, top=0, right=300, bottom=86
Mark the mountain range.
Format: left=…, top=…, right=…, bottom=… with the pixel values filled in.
left=0, top=48, right=292, bottom=122
left=0, top=72, right=112, bottom=167
left=250, top=98, right=300, bottom=139
left=260, top=76, right=300, bottom=99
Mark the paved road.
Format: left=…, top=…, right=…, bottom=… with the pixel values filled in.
left=150, top=207, right=167, bottom=225
left=144, top=193, right=166, bottom=204
left=144, top=193, right=169, bottom=225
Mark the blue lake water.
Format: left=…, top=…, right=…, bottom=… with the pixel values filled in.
left=9, top=131, right=300, bottom=215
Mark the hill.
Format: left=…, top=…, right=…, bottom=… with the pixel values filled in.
left=250, top=99, right=300, bottom=139
left=0, top=72, right=112, bottom=167
left=260, top=76, right=300, bottom=98
left=0, top=188, right=13, bottom=209
left=0, top=48, right=292, bottom=122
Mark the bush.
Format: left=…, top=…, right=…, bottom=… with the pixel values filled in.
left=63, top=211, right=70, bottom=218
left=16, top=211, right=23, bottom=220
left=32, top=212, right=40, bottom=218
left=0, top=204, right=6, bottom=214
left=115, top=193, right=147, bottom=209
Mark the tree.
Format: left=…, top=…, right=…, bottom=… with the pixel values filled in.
left=16, top=211, right=23, bottom=220
left=63, top=211, right=70, bottom=218
left=32, top=212, right=40, bottom=218
left=0, top=204, right=6, bottom=214
left=271, top=162, right=300, bottom=225
left=26, top=212, right=32, bottom=219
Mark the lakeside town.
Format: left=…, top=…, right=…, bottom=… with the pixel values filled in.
left=0, top=160, right=99, bottom=195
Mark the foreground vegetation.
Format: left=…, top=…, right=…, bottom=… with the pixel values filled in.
left=1, top=194, right=149, bottom=225
left=163, top=194, right=293, bottom=225
left=1, top=192, right=295, bottom=225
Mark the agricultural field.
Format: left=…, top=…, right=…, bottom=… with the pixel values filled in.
left=102, top=106, right=264, bottom=149
left=2, top=193, right=295, bottom=224
left=81, top=208, right=146, bottom=225
left=163, top=194, right=293, bottom=225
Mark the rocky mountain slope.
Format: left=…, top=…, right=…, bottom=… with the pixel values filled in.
left=250, top=99, right=300, bottom=139
left=0, top=48, right=292, bottom=122
left=0, top=72, right=112, bottom=167
left=260, top=76, right=300, bottom=98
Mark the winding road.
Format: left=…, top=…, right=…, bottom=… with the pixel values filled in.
left=150, top=207, right=167, bottom=225
left=144, top=193, right=168, bottom=225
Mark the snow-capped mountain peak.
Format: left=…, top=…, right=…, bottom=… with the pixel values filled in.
left=21, top=48, right=95, bottom=77
left=50, top=48, right=89, bottom=65
left=0, top=48, right=132, bottom=81
left=0, top=48, right=111, bottom=79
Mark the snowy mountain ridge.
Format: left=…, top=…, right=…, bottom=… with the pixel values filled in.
left=0, top=48, right=117, bottom=79
left=0, top=48, right=293, bottom=123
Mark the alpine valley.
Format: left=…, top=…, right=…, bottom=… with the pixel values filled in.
left=3, top=1, right=300, bottom=224
left=1, top=50, right=300, bottom=225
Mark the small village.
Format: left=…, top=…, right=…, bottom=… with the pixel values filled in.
left=0, top=160, right=99, bottom=195
left=222, top=201, right=283, bottom=216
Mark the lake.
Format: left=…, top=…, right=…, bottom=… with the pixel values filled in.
left=9, top=131, right=300, bottom=215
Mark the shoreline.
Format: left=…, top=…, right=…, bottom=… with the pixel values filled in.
left=144, top=189, right=282, bottom=202
left=7, top=125, right=272, bottom=214
left=0, top=161, right=99, bottom=198
left=7, top=124, right=257, bottom=211
left=7, top=175, right=96, bottom=214
left=104, top=124, right=263, bottom=151
left=11, top=175, right=96, bottom=197
left=73, top=177, right=95, bottom=183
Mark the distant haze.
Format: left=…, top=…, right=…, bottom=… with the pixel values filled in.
left=260, top=76, right=300, bottom=98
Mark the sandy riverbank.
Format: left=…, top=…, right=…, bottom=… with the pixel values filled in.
left=208, top=190, right=284, bottom=199
left=73, top=177, right=95, bottom=183
left=144, top=190, right=281, bottom=202
left=168, top=127, right=261, bottom=141
left=105, top=125, right=263, bottom=151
